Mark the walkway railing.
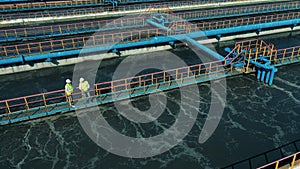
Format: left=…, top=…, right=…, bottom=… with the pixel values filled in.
left=0, top=39, right=299, bottom=124
left=0, top=25, right=196, bottom=59
left=0, top=0, right=166, bottom=13
left=0, top=0, right=271, bottom=22
left=0, top=17, right=147, bottom=42
left=228, top=39, right=300, bottom=73
left=94, top=59, right=224, bottom=96
left=235, top=39, right=300, bottom=65
left=0, top=0, right=103, bottom=12
left=221, top=139, right=300, bottom=169
left=0, top=58, right=226, bottom=122
left=1, top=2, right=299, bottom=42
left=1, top=10, right=300, bottom=61
left=257, top=152, right=300, bottom=169
left=197, top=11, right=300, bottom=31
left=177, top=1, right=300, bottom=21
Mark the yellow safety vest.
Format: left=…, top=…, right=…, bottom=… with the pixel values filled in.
left=65, top=83, right=73, bottom=95
left=81, top=81, right=89, bottom=92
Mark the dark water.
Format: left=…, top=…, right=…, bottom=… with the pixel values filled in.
left=0, top=31, right=299, bottom=169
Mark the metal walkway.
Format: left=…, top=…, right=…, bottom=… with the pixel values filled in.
left=0, top=0, right=285, bottom=27
left=1, top=1, right=299, bottom=43
left=0, top=0, right=163, bottom=13
left=1, top=11, right=300, bottom=66
left=221, top=139, right=300, bottom=169
left=0, top=39, right=299, bottom=126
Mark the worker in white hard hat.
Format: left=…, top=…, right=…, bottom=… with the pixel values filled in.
left=65, top=79, right=74, bottom=107
left=78, top=78, right=91, bottom=101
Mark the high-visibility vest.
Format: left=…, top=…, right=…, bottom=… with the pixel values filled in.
left=65, top=83, right=73, bottom=95
left=81, top=81, right=89, bottom=92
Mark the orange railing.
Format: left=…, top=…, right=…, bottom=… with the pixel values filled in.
left=0, top=17, right=146, bottom=41
left=2, top=2, right=299, bottom=42
left=0, top=26, right=197, bottom=58
left=1, top=10, right=299, bottom=59
left=0, top=59, right=226, bottom=115
left=234, top=39, right=300, bottom=63
left=177, top=1, right=300, bottom=21
left=229, top=39, right=300, bottom=73
left=197, top=12, right=300, bottom=31
left=257, top=152, right=300, bottom=169
left=272, top=46, right=300, bottom=63
left=0, top=0, right=267, bottom=22
left=0, top=0, right=102, bottom=12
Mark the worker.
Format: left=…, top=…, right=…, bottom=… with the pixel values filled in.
left=65, top=79, right=74, bottom=107
left=78, top=77, right=90, bottom=100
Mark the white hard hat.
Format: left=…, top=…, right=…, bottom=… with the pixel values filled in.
left=66, top=79, right=71, bottom=83
left=79, top=78, right=84, bottom=82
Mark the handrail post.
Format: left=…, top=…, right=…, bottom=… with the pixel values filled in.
left=5, top=101, right=11, bottom=114
left=61, top=40, right=65, bottom=50
left=282, top=49, right=287, bottom=63
left=275, top=161, right=279, bottom=169
left=291, top=153, right=297, bottom=168
left=246, top=50, right=252, bottom=73
left=39, top=43, right=43, bottom=53
left=59, top=25, right=62, bottom=34
left=24, top=28, right=27, bottom=37
left=291, top=47, right=295, bottom=60
left=269, top=44, right=274, bottom=61
left=151, top=74, right=154, bottom=84
left=125, top=79, right=128, bottom=90
left=263, top=46, right=267, bottom=56
left=111, top=82, right=114, bottom=93
left=24, top=97, right=29, bottom=110
left=95, top=84, right=99, bottom=96
left=274, top=50, right=278, bottom=63
left=15, top=46, right=19, bottom=55
left=42, top=94, right=47, bottom=107
left=139, top=77, right=142, bottom=87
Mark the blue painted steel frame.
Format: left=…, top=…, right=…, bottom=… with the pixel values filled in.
left=0, top=18, right=299, bottom=66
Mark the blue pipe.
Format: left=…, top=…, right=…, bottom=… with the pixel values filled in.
left=146, top=19, right=171, bottom=32
left=0, top=56, right=23, bottom=65
left=257, top=69, right=261, bottom=80
left=184, top=36, right=224, bottom=60
left=1, top=17, right=300, bottom=66
left=261, top=70, right=266, bottom=82
left=269, top=68, right=278, bottom=85
left=265, top=70, right=270, bottom=84
left=204, top=18, right=300, bottom=37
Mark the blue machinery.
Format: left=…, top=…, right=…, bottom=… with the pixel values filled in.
left=251, top=58, right=278, bottom=86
